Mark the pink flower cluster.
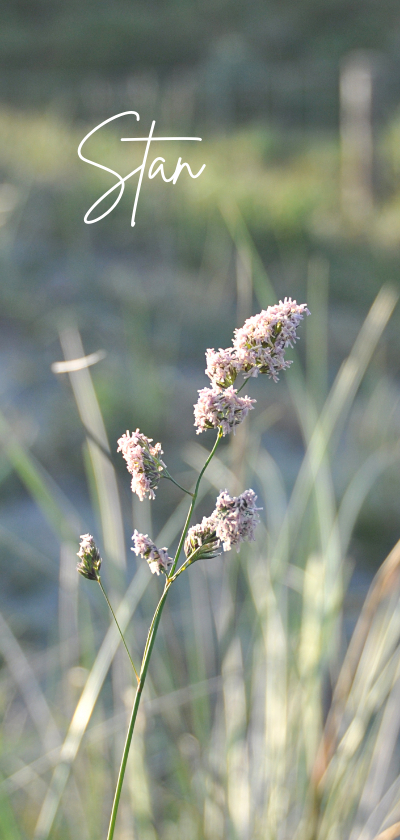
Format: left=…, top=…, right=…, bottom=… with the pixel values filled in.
left=117, top=429, right=166, bottom=501
left=194, top=385, right=256, bottom=436
left=233, top=298, right=310, bottom=381
left=184, top=488, right=261, bottom=559
left=132, top=530, right=172, bottom=576
left=212, top=489, right=261, bottom=552
left=195, top=300, right=308, bottom=436
left=205, top=298, right=309, bottom=387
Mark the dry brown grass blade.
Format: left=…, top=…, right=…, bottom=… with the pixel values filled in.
left=313, top=538, right=400, bottom=787
left=373, top=822, right=400, bottom=840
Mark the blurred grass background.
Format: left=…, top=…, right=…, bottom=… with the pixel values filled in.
left=1, top=2, right=400, bottom=838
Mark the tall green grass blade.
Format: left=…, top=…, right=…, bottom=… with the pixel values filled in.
left=306, top=255, right=329, bottom=410
left=219, top=199, right=275, bottom=307
left=0, top=408, right=80, bottom=543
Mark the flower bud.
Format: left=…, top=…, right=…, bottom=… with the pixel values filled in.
left=184, top=516, right=221, bottom=561
left=77, top=534, right=102, bottom=580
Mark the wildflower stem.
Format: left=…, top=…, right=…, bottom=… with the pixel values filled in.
left=106, top=581, right=170, bottom=840
left=97, top=576, right=140, bottom=683
left=170, top=556, right=196, bottom=582
left=164, top=472, right=194, bottom=496
left=107, top=428, right=223, bottom=840
left=169, top=427, right=223, bottom=578
left=141, top=576, right=171, bottom=663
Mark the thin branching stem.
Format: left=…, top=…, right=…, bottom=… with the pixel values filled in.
left=169, top=558, right=195, bottom=582
left=169, top=427, right=223, bottom=578
left=97, top=576, right=140, bottom=683
left=237, top=379, right=245, bottom=393
left=164, top=472, right=194, bottom=497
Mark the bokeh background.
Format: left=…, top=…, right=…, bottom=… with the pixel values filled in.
left=1, top=3, right=400, bottom=839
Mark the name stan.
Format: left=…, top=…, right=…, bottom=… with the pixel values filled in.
left=78, top=111, right=206, bottom=227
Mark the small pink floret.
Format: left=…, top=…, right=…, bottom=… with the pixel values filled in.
left=132, top=530, right=171, bottom=576
left=205, top=347, right=242, bottom=388
left=117, top=429, right=166, bottom=501
left=194, top=386, right=255, bottom=436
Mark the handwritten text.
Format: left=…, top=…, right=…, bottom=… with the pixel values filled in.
left=78, top=111, right=206, bottom=227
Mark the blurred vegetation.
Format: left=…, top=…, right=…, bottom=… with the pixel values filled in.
left=2, top=0, right=400, bottom=72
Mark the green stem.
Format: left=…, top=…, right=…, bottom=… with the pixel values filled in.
left=97, top=577, right=140, bottom=683
left=164, top=472, right=193, bottom=497
left=169, top=427, right=223, bottom=578
left=169, top=545, right=208, bottom=582
left=141, top=541, right=206, bottom=665
left=169, top=558, right=195, bottom=582
left=237, top=379, right=249, bottom=394
left=140, top=573, right=171, bottom=663
left=106, top=581, right=170, bottom=840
